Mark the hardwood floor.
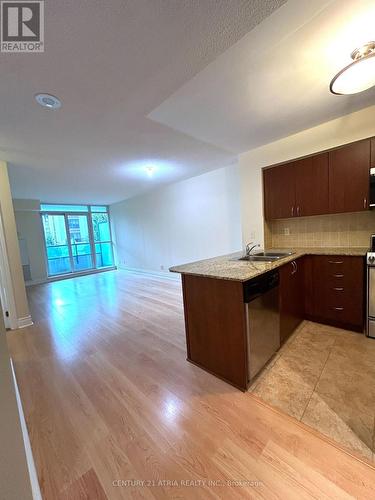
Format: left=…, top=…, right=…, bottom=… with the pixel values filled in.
left=7, top=270, right=375, bottom=499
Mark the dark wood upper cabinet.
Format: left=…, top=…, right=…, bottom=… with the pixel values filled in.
left=264, top=153, right=329, bottom=220
left=263, top=167, right=275, bottom=220
left=329, top=140, right=370, bottom=214
left=263, top=138, right=371, bottom=220
left=294, top=153, right=329, bottom=217
left=263, top=163, right=295, bottom=220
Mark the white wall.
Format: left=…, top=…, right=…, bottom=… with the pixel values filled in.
left=0, top=162, right=31, bottom=327
left=110, top=164, right=242, bottom=273
left=239, top=104, right=375, bottom=247
left=13, top=199, right=47, bottom=284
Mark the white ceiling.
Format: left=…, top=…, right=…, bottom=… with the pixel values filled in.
left=4, top=0, right=285, bottom=204
left=150, top=0, right=375, bottom=153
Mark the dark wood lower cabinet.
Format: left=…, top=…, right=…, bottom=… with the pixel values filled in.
left=182, top=274, right=248, bottom=390
left=280, top=255, right=365, bottom=338
left=308, top=255, right=365, bottom=332
left=279, top=258, right=304, bottom=345
left=180, top=254, right=365, bottom=392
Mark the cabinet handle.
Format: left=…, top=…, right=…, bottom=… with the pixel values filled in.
left=333, top=287, right=344, bottom=291
left=333, top=307, right=344, bottom=311
left=333, top=274, right=344, bottom=278
left=291, top=206, right=294, bottom=217
left=364, top=197, right=367, bottom=209
left=329, top=260, right=343, bottom=264
left=291, top=261, right=297, bottom=275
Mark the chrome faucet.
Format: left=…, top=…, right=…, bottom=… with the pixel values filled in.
left=246, top=242, right=260, bottom=256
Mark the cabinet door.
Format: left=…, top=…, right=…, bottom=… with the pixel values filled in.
left=182, top=275, right=248, bottom=390
left=263, top=163, right=295, bottom=220
left=279, top=258, right=304, bottom=345
left=329, top=140, right=370, bottom=213
left=371, top=138, right=375, bottom=167
left=295, top=153, right=329, bottom=216
left=263, top=168, right=276, bottom=220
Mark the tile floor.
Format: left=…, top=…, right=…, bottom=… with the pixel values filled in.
left=249, top=321, right=375, bottom=462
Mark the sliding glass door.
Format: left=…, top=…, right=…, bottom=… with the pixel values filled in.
left=67, top=215, right=93, bottom=272
left=41, top=205, right=114, bottom=278
left=42, top=214, right=72, bottom=276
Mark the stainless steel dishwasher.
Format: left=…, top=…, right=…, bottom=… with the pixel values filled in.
left=244, top=270, right=280, bottom=382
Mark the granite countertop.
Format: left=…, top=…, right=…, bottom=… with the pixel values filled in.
left=169, top=247, right=368, bottom=282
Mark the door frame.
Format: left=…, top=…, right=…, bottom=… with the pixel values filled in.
left=0, top=209, right=18, bottom=330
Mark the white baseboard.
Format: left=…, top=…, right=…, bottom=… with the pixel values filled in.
left=17, top=316, right=33, bottom=329
left=10, top=359, right=42, bottom=500
left=118, top=265, right=180, bottom=281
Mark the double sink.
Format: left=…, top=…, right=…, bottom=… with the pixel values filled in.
left=238, top=251, right=294, bottom=262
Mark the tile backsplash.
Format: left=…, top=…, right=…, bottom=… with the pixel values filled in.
left=268, top=211, right=375, bottom=248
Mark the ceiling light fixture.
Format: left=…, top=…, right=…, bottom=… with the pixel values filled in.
left=35, top=93, right=62, bottom=109
left=330, top=41, right=375, bottom=95
left=145, top=165, right=155, bottom=177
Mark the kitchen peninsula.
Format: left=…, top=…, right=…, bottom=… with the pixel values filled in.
left=170, top=247, right=367, bottom=391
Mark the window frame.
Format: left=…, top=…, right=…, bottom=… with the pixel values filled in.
left=90, top=209, right=114, bottom=269
left=40, top=204, right=115, bottom=278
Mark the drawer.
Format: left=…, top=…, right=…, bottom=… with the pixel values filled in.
left=320, top=301, right=363, bottom=326
left=315, top=282, right=363, bottom=325
left=321, top=280, right=359, bottom=296
left=324, top=286, right=349, bottom=302
left=311, top=255, right=365, bottom=329
left=314, top=255, right=364, bottom=289
left=317, top=255, right=363, bottom=275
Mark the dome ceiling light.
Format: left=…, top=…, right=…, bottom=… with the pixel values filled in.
left=330, top=41, right=375, bottom=95
left=145, top=165, right=155, bottom=177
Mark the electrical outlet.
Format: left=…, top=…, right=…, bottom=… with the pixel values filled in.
left=250, top=231, right=256, bottom=240
left=160, top=265, right=164, bottom=270
left=283, top=228, right=290, bottom=236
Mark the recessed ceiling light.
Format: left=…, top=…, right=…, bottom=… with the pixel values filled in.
left=330, top=41, right=375, bottom=95
left=35, top=93, right=62, bottom=109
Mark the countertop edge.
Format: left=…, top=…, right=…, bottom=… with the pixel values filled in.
left=169, top=248, right=368, bottom=282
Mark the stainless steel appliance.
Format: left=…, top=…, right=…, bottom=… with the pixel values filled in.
left=237, top=250, right=294, bottom=263
left=244, top=271, right=280, bottom=380
left=367, top=235, right=375, bottom=338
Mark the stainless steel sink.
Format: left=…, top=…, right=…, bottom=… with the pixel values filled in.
left=252, top=251, right=294, bottom=257
left=237, top=251, right=294, bottom=262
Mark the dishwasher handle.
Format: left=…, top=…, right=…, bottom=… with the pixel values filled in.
left=243, top=271, right=279, bottom=303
